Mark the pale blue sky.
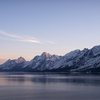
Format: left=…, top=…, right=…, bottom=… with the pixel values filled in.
left=0, top=0, right=100, bottom=62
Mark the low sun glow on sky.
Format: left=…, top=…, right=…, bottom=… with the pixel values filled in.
left=0, top=0, right=100, bottom=63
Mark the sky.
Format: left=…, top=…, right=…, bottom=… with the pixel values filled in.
left=0, top=0, right=100, bottom=63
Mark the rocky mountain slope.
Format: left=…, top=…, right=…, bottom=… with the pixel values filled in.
left=1, top=45, right=100, bottom=73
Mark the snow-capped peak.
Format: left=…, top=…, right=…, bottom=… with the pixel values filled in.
left=15, top=57, right=26, bottom=63
left=91, top=45, right=100, bottom=56
left=1, top=45, right=100, bottom=72
left=41, top=52, right=51, bottom=58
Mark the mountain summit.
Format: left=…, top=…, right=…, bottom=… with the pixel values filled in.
left=1, top=45, right=100, bottom=73
left=23, top=52, right=61, bottom=71
left=41, top=52, right=51, bottom=58
left=15, top=57, right=26, bottom=63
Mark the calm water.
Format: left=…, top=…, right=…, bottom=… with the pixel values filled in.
left=0, top=73, right=100, bottom=100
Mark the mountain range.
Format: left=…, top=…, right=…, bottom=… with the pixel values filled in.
left=1, top=45, right=100, bottom=73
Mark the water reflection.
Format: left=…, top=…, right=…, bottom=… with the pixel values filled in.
left=0, top=73, right=100, bottom=86
left=0, top=73, right=100, bottom=100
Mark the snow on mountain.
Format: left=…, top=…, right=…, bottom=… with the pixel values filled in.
left=72, top=46, right=100, bottom=72
left=52, top=45, right=100, bottom=72
left=0, top=57, right=26, bottom=71
left=15, top=57, right=26, bottom=63
left=91, top=45, right=100, bottom=56
left=1, top=45, right=100, bottom=72
left=65, top=50, right=81, bottom=59
left=71, top=45, right=100, bottom=72
left=52, top=50, right=81, bottom=69
left=72, top=56, right=100, bottom=72
left=24, top=52, right=61, bottom=71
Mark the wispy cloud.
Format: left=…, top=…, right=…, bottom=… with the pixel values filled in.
left=0, top=30, right=40, bottom=44
left=0, top=30, right=56, bottom=45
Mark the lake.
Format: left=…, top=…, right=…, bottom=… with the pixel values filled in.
left=0, top=72, right=100, bottom=100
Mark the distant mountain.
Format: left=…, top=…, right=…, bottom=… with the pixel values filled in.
left=23, top=52, right=61, bottom=71
left=0, top=57, right=27, bottom=71
left=1, top=45, right=100, bottom=73
left=52, top=45, right=100, bottom=73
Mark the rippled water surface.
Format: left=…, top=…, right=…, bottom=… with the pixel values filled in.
left=0, top=72, right=100, bottom=100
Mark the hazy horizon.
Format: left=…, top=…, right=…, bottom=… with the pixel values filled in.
left=0, top=0, right=100, bottom=63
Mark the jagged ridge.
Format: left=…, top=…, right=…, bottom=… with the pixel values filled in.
left=1, top=45, right=100, bottom=73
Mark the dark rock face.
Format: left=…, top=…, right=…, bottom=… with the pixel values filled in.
left=55, top=45, right=100, bottom=73
left=1, top=45, right=100, bottom=73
